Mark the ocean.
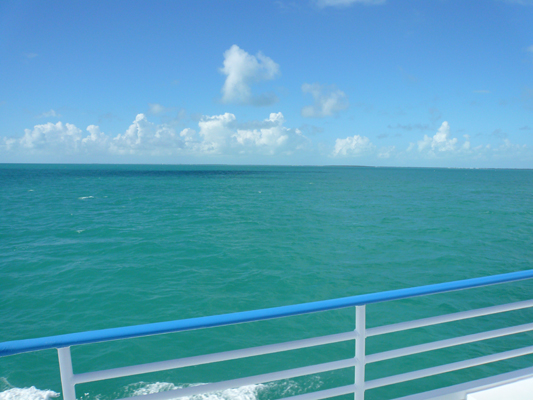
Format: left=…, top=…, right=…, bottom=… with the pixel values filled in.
left=1, top=164, right=533, bottom=400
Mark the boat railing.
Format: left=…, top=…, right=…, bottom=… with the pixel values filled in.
left=2, top=269, right=533, bottom=400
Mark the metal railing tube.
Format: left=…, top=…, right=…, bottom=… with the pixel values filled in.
left=282, top=384, right=356, bottom=400
left=355, top=306, right=366, bottom=400
left=366, top=299, right=533, bottom=337
left=3, top=269, right=533, bottom=357
left=57, top=347, right=76, bottom=400
left=365, top=345, right=533, bottom=390
left=366, top=322, right=533, bottom=364
left=73, top=331, right=358, bottom=384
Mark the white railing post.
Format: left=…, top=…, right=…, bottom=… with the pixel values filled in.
left=355, top=305, right=366, bottom=400
left=58, top=347, right=76, bottom=400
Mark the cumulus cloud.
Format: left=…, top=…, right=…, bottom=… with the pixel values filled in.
left=192, top=112, right=308, bottom=155
left=110, top=114, right=185, bottom=155
left=220, top=45, right=280, bottom=106
left=196, top=113, right=237, bottom=153
left=301, top=83, right=349, bottom=118
left=407, top=122, right=498, bottom=160
left=82, top=125, right=108, bottom=149
left=316, top=0, right=385, bottom=7
left=411, top=121, right=464, bottom=154
left=1, top=112, right=307, bottom=159
left=233, top=112, right=309, bottom=155
left=19, top=122, right=83, bottom=153
left=332, top=134, right=375, bottom=157
left=400, top=120, right=532, bottom=165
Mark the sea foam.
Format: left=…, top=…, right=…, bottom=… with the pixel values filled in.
left=0, top=387, right=59, bottom=400
left=130, top=382, right=264, bottom=400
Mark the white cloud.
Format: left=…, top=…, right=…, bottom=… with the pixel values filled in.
left=196, top=113, right=236, bottom=153
left=179, top=128, right=197, bottom=142
left=195, top=112, right=308, bottom=155
left=233, top=112, right=309, bottom=155
left=316, top=0, right=385, bottom=7
left=413, top=121, right=460, bottom=154
left=3, top=115, right=530, bottom=166
left=110, top=114, right=184, bottom=154
left=20, top=122, right=83, bottom=153
left=332, top=134, right=375, bottom=157
left=220, top=45, right=280, bottom=106
left=82, top=125, right=108, bottom=151
left=1, top=112, right=307, bottom=159
left=406, top=122, right=531, bottom=163
left=37, top=109, right=59, bottom=118
left=301, top=83, right=349, bottom=118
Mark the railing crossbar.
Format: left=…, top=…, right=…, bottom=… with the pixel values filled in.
left=282, top=384, right=356, bottom=400
left=118, top=358, right=357, bottom=400
left=74, top=331, right=357, bottom=384
left=365, top=344, right=533, bottom=390
left=366, top=299, right=533, bottom=337
left=366, top=321, right=533, bottom=364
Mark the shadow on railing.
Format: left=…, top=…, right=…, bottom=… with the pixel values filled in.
left=2, top=270, right=533, bottom=400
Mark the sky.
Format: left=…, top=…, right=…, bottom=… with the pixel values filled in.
left=1, top=0, right=532, bottom=168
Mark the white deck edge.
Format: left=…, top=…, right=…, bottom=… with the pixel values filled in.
left=392, top=366, right=533, bottom=400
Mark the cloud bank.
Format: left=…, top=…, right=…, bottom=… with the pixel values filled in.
left=1, top=117, right=529, bottom=167
left=1, top=112, right=308, bottom=160
left=330, top=121, right=528, bottom=165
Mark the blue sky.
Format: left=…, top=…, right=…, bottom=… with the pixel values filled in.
left=1, top=0, right=532, bottom=167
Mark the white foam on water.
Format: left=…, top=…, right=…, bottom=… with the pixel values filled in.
left=129, top=382, right=264, bottom=400
left=76, top=230, right=85, bottom=233
left=78, top=196, right=94, bottom=200
left=0, top=378, right=315, bottom=400
left=0, top=387, right=59, bottom=400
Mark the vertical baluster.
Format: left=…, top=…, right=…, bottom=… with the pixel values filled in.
left=355, top=306, right=366, bottom=400
left=58, top=347, right=76, bottom=400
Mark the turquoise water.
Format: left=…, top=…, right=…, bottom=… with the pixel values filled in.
left=1, top=165, right=533, bottom=400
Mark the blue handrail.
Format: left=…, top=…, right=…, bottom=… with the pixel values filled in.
left=2, top=269, right=533, bottom=358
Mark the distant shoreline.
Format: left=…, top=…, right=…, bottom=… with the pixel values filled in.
left=0, top=163, right=532, bottom=171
